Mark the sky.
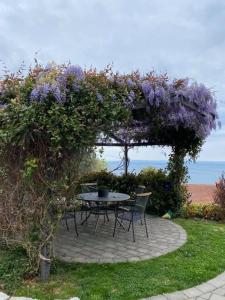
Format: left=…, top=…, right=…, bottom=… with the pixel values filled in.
left=0, top=0, right=225, bottom=161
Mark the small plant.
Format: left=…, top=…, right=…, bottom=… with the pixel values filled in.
left=213, top=172, right=225, bottom=219
left=180, top=203, right=223, bottom=221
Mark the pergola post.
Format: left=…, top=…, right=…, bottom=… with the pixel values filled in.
left=124, top=144, right=129, bottom=175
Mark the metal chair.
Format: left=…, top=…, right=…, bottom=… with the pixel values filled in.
left=59, top=198, right=79, bottom=236
left=80, top=182, right=98, bottom=222
left=113, top=192, right=151, bottom=242
left=61, top=183, right=98, bottom=235
left=118, top=185, right=146, bottom=211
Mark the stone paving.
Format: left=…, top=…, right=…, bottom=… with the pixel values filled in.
left=54, top=213, right=187, bottom=263
left=141, top=271, right=225, bottom=299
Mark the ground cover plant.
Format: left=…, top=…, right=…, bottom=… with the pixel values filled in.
left=1, top=219, right=225, bottom=300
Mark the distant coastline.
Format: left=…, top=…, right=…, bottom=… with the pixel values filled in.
left=107, top=160, right=225, bottom=184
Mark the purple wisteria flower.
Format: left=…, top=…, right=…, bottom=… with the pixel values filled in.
left=0, top=104, right=8, bottom=109
left=127, top=78, right=136, bottom=88
left=96, top=93, right=103, bottom=102
left=124, top=90, right=136, bottom=108
left=30, top=83, right=63, bottom=103
left=64, top=65, right=85, bottom=81
left=141, top=81, right=155, bottom=105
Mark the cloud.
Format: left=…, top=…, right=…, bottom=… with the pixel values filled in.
left=0, top=0, right=224, bottom=160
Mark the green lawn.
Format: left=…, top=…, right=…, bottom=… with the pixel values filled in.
left=1, top=219, right=225, bottom=300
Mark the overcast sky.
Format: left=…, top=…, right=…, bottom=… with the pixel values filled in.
left=0, top=0, right=225, bottom=161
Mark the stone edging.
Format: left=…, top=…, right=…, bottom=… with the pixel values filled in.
left=141, top=271, right=225, bottom=299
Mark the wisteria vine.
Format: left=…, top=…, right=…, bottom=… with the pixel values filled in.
left=0, top=63, right=219, bottom=144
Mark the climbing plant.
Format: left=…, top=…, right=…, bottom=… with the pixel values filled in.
left=0, top=62, right=218, bottom=279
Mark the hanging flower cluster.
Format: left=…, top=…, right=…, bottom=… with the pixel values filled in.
left=109, top=74, right=219, bottom=141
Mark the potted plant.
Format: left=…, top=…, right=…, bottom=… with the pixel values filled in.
left=97, top=185, right=109, bottom=197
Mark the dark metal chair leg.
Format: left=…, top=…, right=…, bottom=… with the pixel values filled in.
left=80, top=211, right=91, bottom=225
left=74, top=211, right=78, bottom=237
left=131, top=220, right=135, bottom=242
left=106, top=210, right=109, bottom=222
left=144, top=214, right=148, bottom=238
left=65, top=214, right=69, bottom=231
left=85, top=210, right=88, bottom=224
left=113, top=216, right=117, bottom=237
left=94, top=212, right=100, bottom=233
left=128, top=220, right=132, bottom=232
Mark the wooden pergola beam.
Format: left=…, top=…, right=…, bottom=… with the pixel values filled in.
left=95, top=142, right=163, bottom=147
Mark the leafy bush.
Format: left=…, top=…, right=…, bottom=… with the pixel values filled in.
left=180, top=203, right=223, bottom=221
left=0, top=246, right=30, bottom=292
left=114, top=173, right=139, bottom=194
left=78, top=170, right=116, bottom=190
left=138, top=167, right=188, bottom=215
left=213, top=173, right=225, bottom=219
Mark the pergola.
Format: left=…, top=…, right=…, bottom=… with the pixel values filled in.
left=95, top=97, right=217, bottom=175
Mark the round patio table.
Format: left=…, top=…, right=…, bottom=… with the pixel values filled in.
left=77, top=192, right=130, bottom=233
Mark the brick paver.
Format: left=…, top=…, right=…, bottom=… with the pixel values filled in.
left=54, top=214, right=186, bottom=263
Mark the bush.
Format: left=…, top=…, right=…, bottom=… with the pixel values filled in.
left=213, top=173, right=225, bottom=219
left=180, top=203, right=223, bottom=221
left=138, top=167, right=188, bottom=215
left=78, top=170, right=116, bottom=190
left=114, top=173, right=139, bottom=194
left=0, top=246, right=31, bottom=292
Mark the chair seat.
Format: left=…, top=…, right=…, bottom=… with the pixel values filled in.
left=117, top=211, right=142, bottom=222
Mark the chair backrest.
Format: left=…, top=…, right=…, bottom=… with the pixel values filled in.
left=135, top=185, right=146, bottom=194
left=134, top=192, right=151, bottom=214
left=80, top=182, right=97, bottom=193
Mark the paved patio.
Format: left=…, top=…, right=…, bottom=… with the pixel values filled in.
left=54, top=213, right=186, bottom=263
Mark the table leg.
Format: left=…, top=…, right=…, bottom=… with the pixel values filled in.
left=80, top=211, right=91, bottom=225
left=113, top=202, right=126, bottom=237
left=94, top=205, right=100, bottom=233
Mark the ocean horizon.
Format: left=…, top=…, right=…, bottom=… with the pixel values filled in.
left=107, top=160, right=225, bottom=184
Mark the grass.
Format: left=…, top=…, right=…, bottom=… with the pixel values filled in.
left=1, top=219, right=225, bottom=300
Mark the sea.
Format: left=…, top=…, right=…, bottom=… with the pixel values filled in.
left=107, top=160, right=225, bottom=184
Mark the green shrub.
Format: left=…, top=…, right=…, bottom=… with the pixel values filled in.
left=180, top=203, right=223, bottom=221
left=114, top=173, right=139, bottom=194
left=0, top=246, right=31, bottom=292
left=78, top=170, right=116, bottom=190
left=138, top=167, right=187, bottom=215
